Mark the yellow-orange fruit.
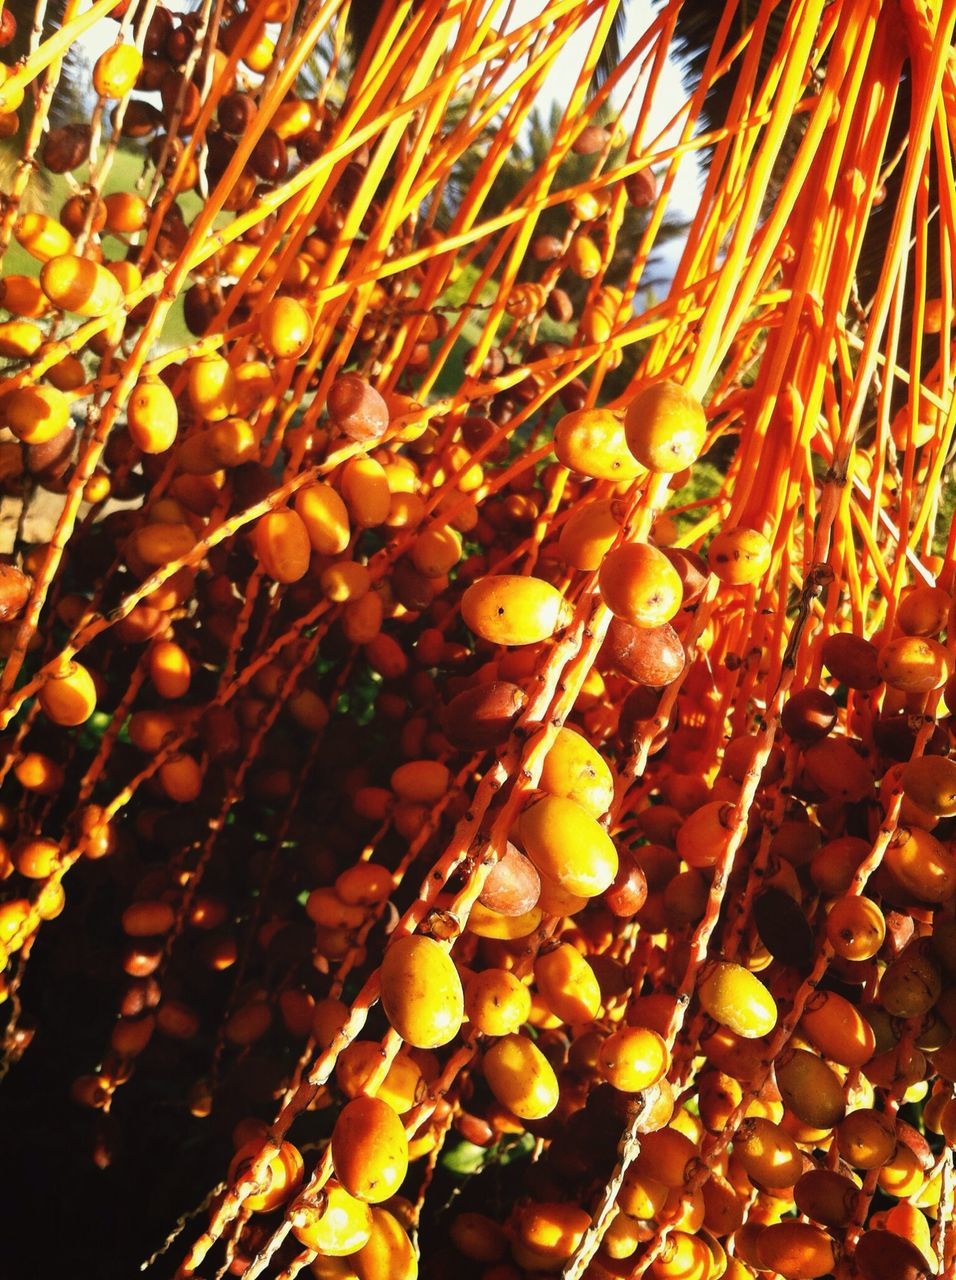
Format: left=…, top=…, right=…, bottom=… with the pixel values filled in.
left=707, top=527, right=772, bottom=584
left=159, top=754, right=203, bottom=803
left=294, top=482, right=350, bottom=555
left=598, top=542, right=683, bottom=626
left=410, top=525, right=461, bottom=578
left=149, top=641, right=191, bottom=699
left=648, top=1231, right=712, bottom=1280
left=331, top=1096, right=408, bottom=1204
left=618, top=1166, right=669, bottom=1218
left=461, top=575, right=572, bottom=646
left=538, top=726, right=614, bottom=816
left=259, top=295, right=312, bottom=358
left=518, top=795, right=618, bottom=898
left=336, top=1043, right=424, bottom=1114
left=699, top=963, right=776, bottom=1039
left=291, top=1180, right=373, bottom=1255
left=352, top=1206, right=418, bottom=1279
left=104, top=191, right=147, bottom=233
left=448, top=1212, right=507, bottom=1264
left=557, top=499, right=621, bottom=570
left=127, top=377, right=178, bottom=454
left=534, top=942, right=601, bottom=1025
left=568, top=231, right=601, bottom=277
left=0, top=319, right=42, bottom=357
left=482, top=1032, right=559, bottom=1119
left=38, top=661, right=96, bottom=726
left=187, top=354, right=237, bottom=421
left=14, top=838, right=60, bottom=879
left=464, top=968, right=531, bottom=1035
left=514, top=1201, right=591, bottom=1266
left=40, top=255, right=123, bottom=317
left=4, top=385, right=71, bottom=445
left=897, top=584, right=950, bottom=636
left=800, top=989, right=875, bottom=1067
left=390, top=760, right=449, bottom=803
left=466, top=903, right=543, bottom=939
left=92, top=43, right=143, bottom=97
left=884, top=827, right=956, bottom=903
left=380, top=935, right=463, bottom=1048
left=340, top=456, right=390, bottom=527
left=253, top=509, right=311, bottom=583
left=733, top=1117, right=803, bottom=1187
left=228, top=1139, right=303, bottom=1213
left=14, top=213, right=73, bottom=261
left=901, top=755, right=956, bottom=816
left=632, top=1127, right=697, bottom=1187
left=836, top=1107, right=897, bottom=1169
left=598, top=1025, right=669, bottom=1091
left=553, top=408, right=642, bottom=480
left=877, top=635, right=949, bottom=692
left=756, top=1221, right=838, bottom=1279
left=826, top=895, right=885, bottom=960
left=625, top=381, right=707, bottom=472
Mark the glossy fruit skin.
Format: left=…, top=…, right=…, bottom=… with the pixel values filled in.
left=902, top=756, right=956, bottom=815
left=826, top=895, right=885, bottom=959
left=441, top=682, right=527, bottom=750
left=558, top=499, right=621, bottom=570
left=291, top=1181, right=373, bottom=1255
left=877, top=635, right=949, bottom=691
left=38, top=662, right=97, bottom=726
left=482, top=1032, right=559, bottom=1118
left=854, top=1230, right=931, bottom=1280
left=534, top=942, right=601, bottom=1024
left=793, top=1168, right=859, bottom=1227
left=478, top=843, right=540, bottom=916
left=93, top=43, right=143, bottom=97
left=698, top=963, right=776, bottom=1038
left=380, top=935, right=463, bottom=1048
left=328, top=374, right=389, bottom=442
left=5, top=386, right=71, bottom=445
left=707, top=527, right=772, bottom=584
left=821, top=632, right=881, bottom=690
left=800, top=989, right=875, bottom=1067
left=884, top=827, right=956, bottom=903
left=733, top=1117, right=803, bottom=1187
left=605, top=618, right=685, bottom=686
left=553, top=408, right=642, bottom=480
left=599, top=543, right=683, bottom=626
left=755, top=1221, right=837, bottom=1279
left=774, top=1049, right=846, bottom=1129
left=127, top=377, right=178, bottom=453
left=259, top=295, right=312, bottom=358
left=253, top=509, right=312, bottom=583
left=352, top=1206, right=418, bottom=1279
left=538, top=726, right=614, bottom=816
left=464, top=968, right=531, bottom=1035
left=780, top=687, right=837, bottom=742
left=518, top=795, right=618, bottom=898
left=40, top=255, right=123, bottom=317
left=227, top=1139, right=304, bottom=1213
left=461, top=575, right=572, bottom=645
left=625, top=381, right=707, bottom=472
left=330, top=1096, right=409, bottom=1203
left=598, top=1025, right=669, bottom=1091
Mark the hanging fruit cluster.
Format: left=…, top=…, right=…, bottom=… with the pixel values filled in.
left=0, top=0, right=954, bottom=1278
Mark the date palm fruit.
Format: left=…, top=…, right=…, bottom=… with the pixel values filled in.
left=380, top=935, right=463, bottom=1048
